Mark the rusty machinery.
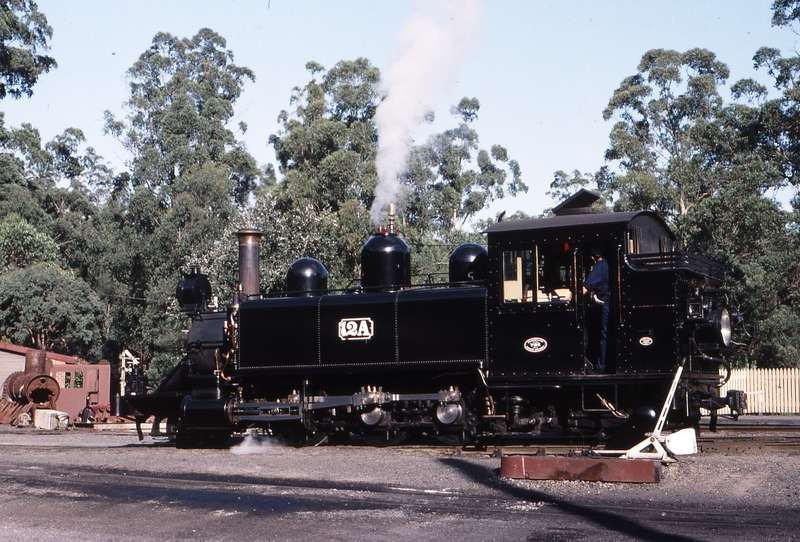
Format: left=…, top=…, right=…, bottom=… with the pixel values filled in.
left=0, top=350, right=60, bottom=426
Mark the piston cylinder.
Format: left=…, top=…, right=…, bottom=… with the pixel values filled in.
left=180, top=396, right=235, bottom=430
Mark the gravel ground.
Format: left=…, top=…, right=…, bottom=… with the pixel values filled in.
left=0, top=427, right=798, bottom=541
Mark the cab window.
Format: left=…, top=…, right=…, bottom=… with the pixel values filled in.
left=502, top=243, right=574, bottom=306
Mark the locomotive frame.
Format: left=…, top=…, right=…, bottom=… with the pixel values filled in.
left=126, top=191, right=745, bottom=448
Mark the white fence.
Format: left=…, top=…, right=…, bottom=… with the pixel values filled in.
left=717, top=368, right=800, bottom=415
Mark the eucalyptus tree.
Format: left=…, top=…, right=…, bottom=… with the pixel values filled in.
left=596, top=43, right=800, bottom=367
left=101, top=29, right=259, bottom=375
left=104, top=28, right=259, bottom=205
left=0, top=0, right=55, bottom=99
left=602, top=48, right=731, bottom=219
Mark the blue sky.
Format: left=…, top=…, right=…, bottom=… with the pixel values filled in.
left=3, top=0, right=795, bottom=220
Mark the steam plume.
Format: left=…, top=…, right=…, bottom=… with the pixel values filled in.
left=371, top=0, right=482, bottom=224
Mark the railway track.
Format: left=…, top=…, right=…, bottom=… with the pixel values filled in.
left=695, top=421, right=800, bottom=453
left=462, top=422, right=800, bottom=456
left=12, top=419, right=800, bottom=455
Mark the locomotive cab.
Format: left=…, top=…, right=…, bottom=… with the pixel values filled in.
left=484, top=205, right=653, bottom=379
left=483, top=190, right=740, bottom=437
left=484, top=193, right=715, bottom=379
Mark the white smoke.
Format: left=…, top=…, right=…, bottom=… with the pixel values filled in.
left=371, top=0, right=482, bottom=224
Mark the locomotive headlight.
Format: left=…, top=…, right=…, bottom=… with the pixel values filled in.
left=712, top=307, right=732, bottom=347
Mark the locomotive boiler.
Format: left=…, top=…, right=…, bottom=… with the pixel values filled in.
left=125, top=192, right=746, bottom=448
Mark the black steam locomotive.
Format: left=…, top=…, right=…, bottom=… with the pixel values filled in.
left=126, top=191, right=745, bottom=447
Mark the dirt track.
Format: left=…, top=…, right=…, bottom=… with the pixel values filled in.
left=0, top=427, right=798, bottom=541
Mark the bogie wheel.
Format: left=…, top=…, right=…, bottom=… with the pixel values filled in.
left=435, top=432, right=472, bottom=446
left=284, top=427, right=330, bottom=448
left=174, top=426, right=232, bottom=449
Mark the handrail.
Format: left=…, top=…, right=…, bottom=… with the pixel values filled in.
left=627, top=252, right=724, bottom=282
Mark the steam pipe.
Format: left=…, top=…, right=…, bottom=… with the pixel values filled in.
left=387, top=202, right=396, bottom=235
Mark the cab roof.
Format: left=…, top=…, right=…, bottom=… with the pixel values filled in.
left=483, top=210, right=673, bottom=240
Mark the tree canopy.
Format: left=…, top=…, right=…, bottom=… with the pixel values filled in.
left=0, top=0, right=55, bottom=99
left=0, top=264, right=106, bottom=360
left=3, top=4, right=800, bottom=380
left=550, top=14, right=800, bottom=367
left=103, top=28, right=259, bottom=205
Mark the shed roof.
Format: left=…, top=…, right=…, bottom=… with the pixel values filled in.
left=0, top=341, right=84, bottom=364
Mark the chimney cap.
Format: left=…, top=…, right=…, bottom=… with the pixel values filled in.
left=234, top=229, right=263, bottom=243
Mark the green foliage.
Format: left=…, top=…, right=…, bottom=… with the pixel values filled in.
left=193, top=191, right=339, bottom=300
left=0, top=0, right=55, bottom=99
left=551, top=40, right=800, bottom=368
left=404, top=97, right=527, bottom=234
left=271, top=58, right=380, bottom=211
left=602, top=48, right=731, bottom=218
left=104, top=28, right=259, bottom=205
left=0, top=264, right=106, bottom=359
left=771, top=0, right=800, bottom=28
left=0, top=214, right=57, bottom=268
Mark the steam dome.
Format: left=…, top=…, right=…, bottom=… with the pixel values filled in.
left=286, top=257, right=328, bottom=297
left=449, top=243, right=488, bottom=284
left=361, top=233, right=410, bottom=292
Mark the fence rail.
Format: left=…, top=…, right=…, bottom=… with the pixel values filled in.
left=716, top=368, right=800, bottom=415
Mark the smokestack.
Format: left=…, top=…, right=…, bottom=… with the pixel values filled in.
left=24, top=349, right=47, bottom=374
left=235, top=229, right=263, bottom=302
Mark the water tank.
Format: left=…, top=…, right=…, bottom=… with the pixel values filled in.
left=286, top=258, right=328, bottom=297
left=361, top=232, right=410, bottom=292
left=449, top=243, right=488, bottom=283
